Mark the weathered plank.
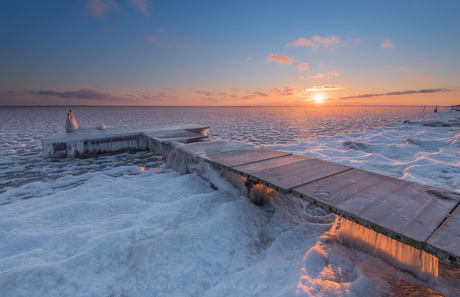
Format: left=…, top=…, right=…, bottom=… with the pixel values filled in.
left=427, top=198, right=460, bottom=263
left=232, top=155, right=352, bottom=193
left=293, top=169, right=460, bottom=247
left=176, top=140, right=291, bottom=167
left=144, top=130, right=207, bottom=143
left=206, top=148, right=290, bottom=167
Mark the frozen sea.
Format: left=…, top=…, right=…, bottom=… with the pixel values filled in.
left=1, top=106, right=460, bottom=297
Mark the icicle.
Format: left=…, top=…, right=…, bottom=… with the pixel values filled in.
left=332, top=217, right=438, bottom=281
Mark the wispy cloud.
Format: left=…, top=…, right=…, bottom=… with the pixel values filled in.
left=338, top=88, right=451, bottom=100
left=307, top=73, right=324, bottom=79
left=253, top=91, right=269, bottom=97
left=286, top=35, right=340, bottom=49
left=86, top=0, right=118, bottom=18
left=131, top=0, right=152, bottom=17
left=146, top=36, right=159, bottom=45
left=5, top=91, right=14, bottom=94
left=381, top=39, right=394, bottom=48
left=319, top=63, right=326, bottom=67
left=229, top=88, right=240, bottom=91
left=247, top=57, right=253, bottom=61
left=157, top=28, right=167, bottom=36
left=196, top=90, right=214, bottom=96
left=298, top=62, right=309, bottom=71
left=327, top=70, right=341, bottom=76
left=305, top=85, right=342, bottom=92
left=29, top=88, right=177, bottom=102
left=216, top=91, right=226, bottom=96
left=266, top=54, right=294, bottom=64
left=412, top=76, right=431, bottom=82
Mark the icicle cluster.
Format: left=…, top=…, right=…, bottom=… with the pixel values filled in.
left=331, top=216, right=438, bottom=281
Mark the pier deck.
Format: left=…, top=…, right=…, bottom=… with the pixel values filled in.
left=172, top=139, right=460, bottom=264
left=41, top=126, right=460, bottom=265
left=41, top=124, right=209, bottom=158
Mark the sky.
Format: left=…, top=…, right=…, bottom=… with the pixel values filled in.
left=1, top=0, right=459, bottom=106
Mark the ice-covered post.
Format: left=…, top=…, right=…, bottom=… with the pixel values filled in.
left=65, top=110, right=79, bottom=133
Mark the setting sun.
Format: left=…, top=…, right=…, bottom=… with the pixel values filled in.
left=315, top=94, right=324, bottom=102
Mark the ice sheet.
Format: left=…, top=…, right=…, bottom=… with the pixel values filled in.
left=1, top=106, right=460, bottom=296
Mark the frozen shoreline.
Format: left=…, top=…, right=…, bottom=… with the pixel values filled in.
left=0, top=107, right=459, bottom=296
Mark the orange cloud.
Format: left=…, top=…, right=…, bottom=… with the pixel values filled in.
left=298, top=62, right=309, bottom=71
left=319, top=63, right=326, bottom=66
left=412, top=76, right=432, bottom=82
left=266, top=54, right=294, bottom=64
left=217, top=91, right=226, bottom=96
left=286, top=35, right=340, bottom=49
left=327, top=70, right=341, bottom=76
left=229, top=88, right=240, bottom=91
left=381, top=39, right=394, bottom=48
left=87, top=0, right=118, bottom=18
left=305, top=85, right=342, bottom=92
left=299, top=76, right=304, bottom=80
left=307, top=73, right=324, bottom=79
left=131, top=0, right=152, bottom=17
left=395, top=66, right=414, bottom=72
left=146, top=36, right=159, bottom=45
left=247, top=57, right=253, bottom=61
left=270, top=87, right=281, bottom=93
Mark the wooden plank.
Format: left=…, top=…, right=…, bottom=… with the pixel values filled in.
left=293, top=169, right=460, bottom=245
left=175, top=140, right=256, bottom=156
left=144, top=130, right=207, bottom=143
left=427, top=200, right=460, bottom=263
left=176, top=140, right=290, bottom=167
left=233, top=154, right=311, bottom=173
left=232, top=155, right=352, bottom=193
left=206, top=148, right=290, bottom=167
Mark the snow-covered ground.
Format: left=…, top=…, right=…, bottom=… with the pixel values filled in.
left=0, top=106, right=459, bottom=296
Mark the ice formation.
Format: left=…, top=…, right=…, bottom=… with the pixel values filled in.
left=331, top=216, right=439, bottom=282
left=65, top=110, right=78, bottom=133
left=2, top=106, right=460, bottom=296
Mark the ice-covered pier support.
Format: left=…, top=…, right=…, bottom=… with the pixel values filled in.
left=41, top=124, right=209, bottom=158
left=41, top=125, right=460, bottom=276
left=166, top=138, right=460, bottom=270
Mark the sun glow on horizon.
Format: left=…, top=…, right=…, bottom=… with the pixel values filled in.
left=314, top=94, right=324, bottom=103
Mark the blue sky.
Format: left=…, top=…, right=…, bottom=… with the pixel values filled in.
left=1, top=0, right=459, bottom=106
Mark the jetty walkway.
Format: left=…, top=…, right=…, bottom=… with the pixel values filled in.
left=41, top=124, right=460, bottom=265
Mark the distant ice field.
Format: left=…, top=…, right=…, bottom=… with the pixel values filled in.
left=0, top=106, right=459, bottom=296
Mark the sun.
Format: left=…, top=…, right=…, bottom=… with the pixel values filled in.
left=314, top=94, right=324, bottom=102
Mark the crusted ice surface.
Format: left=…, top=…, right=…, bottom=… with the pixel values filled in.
left=1, top=106, right=460, bottom=296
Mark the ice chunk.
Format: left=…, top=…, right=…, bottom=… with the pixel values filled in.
left=342, top=141, right=372, bottom=153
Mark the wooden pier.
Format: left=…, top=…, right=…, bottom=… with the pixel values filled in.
left=41, top=126, right=460, bottom=265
